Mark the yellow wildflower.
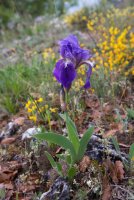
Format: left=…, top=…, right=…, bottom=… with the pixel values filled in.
left=50, top=108, right=58, bottom=113
left=25, top=100, right=31, bottom=108
left=82, top=16, right=87, bottom=21
left=27, top=108, right=33, bottom=113
left=29, top=115, right=37, bottom=122
left=31, top=105, right=36, bottom=111
left=38, top=98, right=43, bottom=103
left=79, top=78, right=84, bottom=87
left=44, top=105, right=49, bottom=109
left=38, top=107, right=45, bottom=112
left=42, top=52, right=49, bottom=59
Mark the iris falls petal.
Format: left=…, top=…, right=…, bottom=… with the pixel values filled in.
left=60, top=62, right=76, bottom=88
left=53, top=59, right=76, bottom=89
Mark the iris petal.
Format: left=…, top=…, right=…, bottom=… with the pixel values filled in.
left=53, top=59, right=64, bottom=82
left=84, top=79, right=91, bottom=89
left=60, top=45, right=75, bottom=62
left=59, top=34, right=79, bottom=48
left=83, top=65, right=93, bottom=89
left=74, top=48, right=91, bottom=66
left=53, top=59, right=76, bottom=89
left=60, top=62, right=76, bottom=88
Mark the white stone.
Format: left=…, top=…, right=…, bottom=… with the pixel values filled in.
left=22, top=127, right=41, bottom=140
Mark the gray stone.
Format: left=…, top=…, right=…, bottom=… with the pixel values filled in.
left=22, top=127, right=41, bottom=140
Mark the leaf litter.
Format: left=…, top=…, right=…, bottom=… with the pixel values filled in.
left=0, top=92, right=133, bottom=199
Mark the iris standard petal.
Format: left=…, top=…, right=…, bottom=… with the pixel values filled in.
left=59, top=34, right=79, bottom=48
left=60, top=44, right=75, bottom=62
left=59, top=34, right=80, bottom=61
left=67, top=34, right=79, bottom=46
left=74, top=48, right=91, bottom=66
left=59, top=34, right=93, bottom=68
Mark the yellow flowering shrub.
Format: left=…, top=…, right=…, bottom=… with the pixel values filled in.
left=64, top=9, right=88, bottom=29
left=93, top=26, right=134, bottom=74
left=65, top=6, right=134, bottom=76
left=91, top=7, right=134, bottom=76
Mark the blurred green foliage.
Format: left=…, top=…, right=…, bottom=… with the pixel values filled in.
left=0, top=0, right=70, bottom=26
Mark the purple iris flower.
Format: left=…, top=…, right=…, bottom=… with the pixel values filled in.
left=53, top=34, right=94, bottom=89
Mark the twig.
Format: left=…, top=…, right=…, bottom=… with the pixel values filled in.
left=111, top=184, right=134, bottom=196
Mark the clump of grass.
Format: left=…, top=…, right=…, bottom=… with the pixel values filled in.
left=0, top=54, right=56, bottom=113
left=127, top=108, right=134, bottom=120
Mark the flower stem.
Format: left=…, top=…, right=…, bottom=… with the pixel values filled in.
left=60, top=85, right=67, bottom=112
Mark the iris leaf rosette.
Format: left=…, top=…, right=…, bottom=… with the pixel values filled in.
left=53, top=34, right=94, bottom=90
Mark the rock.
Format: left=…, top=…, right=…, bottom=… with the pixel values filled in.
left=34, top=16, right=44, bottom=23
left=14, top=117, right=25, bottom=126
left=40, top=177, right=70, bottom=200
left=1, top=137, right=16, bottom=145
left=22, top=127, right=41, bottom=140
left=0, top=117, right=25, bottom=141
left=7, top=21, right=15, bottom=29
left=85, top=134, right=128, bottom=164
left=0, top=122, right=20, bottom=141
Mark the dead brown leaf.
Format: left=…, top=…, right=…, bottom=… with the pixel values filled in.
left=0, top=161, right=21, bottom=183
left=110, top=122, right=124, bottom=133
left=103, top=103, right=113, bottom=114
left=79, top=156, right=91, bottom=172
left=14, top=117, right=25, bottom=125
left=4, top=182, right=14, bottom=190
left=104, top=129, right=117, bottom=138
left=115, top=161, right=125, bottom=180
left=102, top=175, right=111, bottom=200
left=30, top=92, right=41, bottom=99
left=90, top=110, right=102, bottom=120
left=18, top=173, right=40, bottom=192
left=0, top=168, right=18, bottom=183
left=50, top=120, right=58, bottom=129
left=5, top=189, right=14, bottom=200
left=103, top=159, right=117, bottom=183
left=8, top=161, right=22, bottom=171
left=85, top=95, right=100, bottom=109
left=0, top=167, right=14, bottom=183
left=1, top=137, right=16, bottom=145
left=75, top=112, right=87, bottom=126
left=103, top=159, right=125, bottom=183
left=18, top=184, right=38, bottom=192
left=104, top=113, right=127, bottom=138
left=94, top=127, right=102, bottom=133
